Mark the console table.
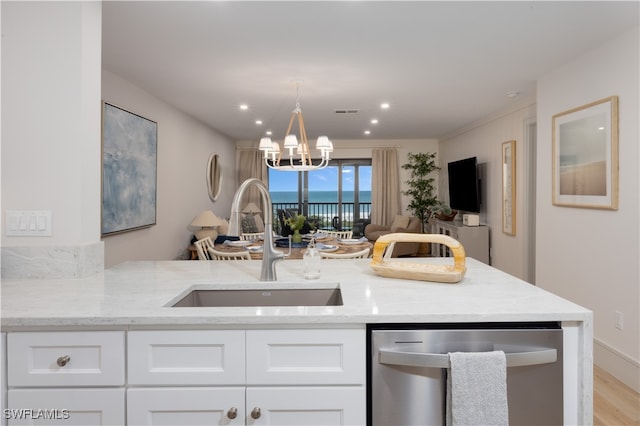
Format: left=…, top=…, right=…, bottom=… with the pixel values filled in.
left=431, top=219, right=490, bottom=264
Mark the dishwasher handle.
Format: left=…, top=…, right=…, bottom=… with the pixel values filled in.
left=379, top=346, right=557, bottom=369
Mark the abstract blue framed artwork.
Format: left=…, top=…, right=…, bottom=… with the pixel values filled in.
left=101, top=102, right=158, bottom=236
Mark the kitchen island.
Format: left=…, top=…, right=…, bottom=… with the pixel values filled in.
left=1, top=258, right=592, bottom=425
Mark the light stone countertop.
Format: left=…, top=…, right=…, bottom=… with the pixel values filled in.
left=1, top=257, right=591, bottom=330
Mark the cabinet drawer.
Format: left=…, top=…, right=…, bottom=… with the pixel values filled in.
left=7, top=331, right=124, bottom=387
left=246, top=329, right=365, bottom=385
left=128, top=330, right=245, bottom=385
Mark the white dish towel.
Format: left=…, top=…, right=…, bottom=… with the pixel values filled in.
left=446, top=350, right=509, bottom=426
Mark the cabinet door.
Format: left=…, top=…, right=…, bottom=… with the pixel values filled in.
left=127, top=387, right=244, bottom=425
left=246, top=387, right=365, bottom=425
left=7, top=388, right=124, bottom=425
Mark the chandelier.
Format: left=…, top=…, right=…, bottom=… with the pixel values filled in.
left=258, top=88, right=333, bottom=171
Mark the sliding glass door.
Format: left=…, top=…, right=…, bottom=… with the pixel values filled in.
left=269, top=160, right=371, bottom=232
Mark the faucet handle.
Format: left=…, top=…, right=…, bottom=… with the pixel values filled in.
left=283, top=235, right=292, bottom=257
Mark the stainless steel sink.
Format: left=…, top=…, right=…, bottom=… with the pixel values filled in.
left=170, top=288, right=343, bottom=307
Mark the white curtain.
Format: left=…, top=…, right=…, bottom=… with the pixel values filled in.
left=371, top=148, right=400, bottom=226
left=236, top=149, right=267, bottom=210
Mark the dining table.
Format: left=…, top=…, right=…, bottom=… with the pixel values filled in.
left=214, top=236, right=373, bottom=260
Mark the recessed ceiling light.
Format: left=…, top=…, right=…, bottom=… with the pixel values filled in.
left=364, top=130, right=371, bottom=135
left=255, top=120, right=263, bottom=125
left=240, top=104, right=249, bottom=110
left=266, top=130, right=272, bottom=136
left=370, top=119, right=379, bottom=124
left=380, top=103, right=390, bottom=109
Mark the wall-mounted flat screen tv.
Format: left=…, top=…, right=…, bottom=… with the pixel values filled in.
left=447, top=156, right=480, bottom=213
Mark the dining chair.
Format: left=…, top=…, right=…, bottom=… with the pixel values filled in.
left=208, top=247, right=252, bottom=260
left=241, top=232, right=264, bottom=241
left=324, top=230, right=353, bottom=239
left=320, top=247, right=370, bottom=259
left=194, top=237, right=215, bottom=260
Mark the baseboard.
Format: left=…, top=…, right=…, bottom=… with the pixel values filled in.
left=594, top=337, right=640, bottom=393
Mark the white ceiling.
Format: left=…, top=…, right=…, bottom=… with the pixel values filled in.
left=102, top=1, right=639, bottom=142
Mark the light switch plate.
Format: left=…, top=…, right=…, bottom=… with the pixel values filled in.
left=5, top=210, right=52, bottom=236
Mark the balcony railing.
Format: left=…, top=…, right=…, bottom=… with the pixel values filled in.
left=271, top=202, right=371, bottom=232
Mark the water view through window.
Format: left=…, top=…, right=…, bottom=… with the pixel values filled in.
left=269, top=160, right=372, bottom=232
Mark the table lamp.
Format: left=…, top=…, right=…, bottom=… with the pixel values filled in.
left=190, top=210, right=224, bottom=240
left=242, top=202, right=261, bottom=215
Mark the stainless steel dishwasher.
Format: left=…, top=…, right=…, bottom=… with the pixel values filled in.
left=368, top=323, right=563, bottom=426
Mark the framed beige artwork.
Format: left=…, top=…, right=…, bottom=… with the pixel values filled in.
left=502, top=140, right=516, bottom=235
left=552, top=96, right=618, bottom=210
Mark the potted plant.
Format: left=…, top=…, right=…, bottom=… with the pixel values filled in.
left=401, top=152, right=440, bottom=233
left=285, top=213, right=308, bottom=243
left=430, top=202, right=457, bottom=221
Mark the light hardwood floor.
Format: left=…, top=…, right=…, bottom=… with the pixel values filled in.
left=594, top=365, right=640, bottom=425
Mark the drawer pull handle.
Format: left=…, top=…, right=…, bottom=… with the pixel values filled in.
left=226, top=407, right=238, bottom=419
left=56, top=355, right=71, bottom=367
left=251, top=407, right=261, bottom=419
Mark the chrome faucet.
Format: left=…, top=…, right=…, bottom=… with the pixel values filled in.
left=228, top=178, right=285, bottom=281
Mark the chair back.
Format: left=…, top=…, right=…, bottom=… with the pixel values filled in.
left=320, top=247, right=370, bottom=259
left=241, top=232, right=264, bottom=241
left=208, top=248, right=252, bottom=260
left=194, top=237, right=215, bottom=260
left=325, top=230, right=353, bottom=239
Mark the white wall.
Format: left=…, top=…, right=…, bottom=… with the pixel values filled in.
left=236, top=138, right=440, bottom=217
left=438, top=98, right=537, bottom=277
left=2, top=2, right=101, bottom=245
left=102, top=71, right=236, bottom=267
left=537, top=27, right=639, bottom=392
left=1, top=2, right=104, bottom=278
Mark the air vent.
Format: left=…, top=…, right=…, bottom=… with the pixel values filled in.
left=334, top=109, right=359, bottom=114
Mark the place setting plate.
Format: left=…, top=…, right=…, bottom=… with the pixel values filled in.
left=316, top=243, right=338, bottom=252
left=337, top=238, right=367, bottom=245
left=225, top=240, right=252, bottom=247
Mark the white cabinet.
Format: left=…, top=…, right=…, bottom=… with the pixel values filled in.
left=3, top=328, right=364, bottom=425
left=431, top=219, right=491, bottom=264
left=127, top=329, right=365, bottom=426
left=5, top=331, right=125, bottom=425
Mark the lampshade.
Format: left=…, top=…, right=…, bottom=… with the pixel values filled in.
left=191, top=211, right=224, bottom=241
left=284, top=134, right=298, bottom=149
left=316, top=136, right=331, bottom=149
left=242, top=202, right=261, bottom=214
left=259, top=137, right=273, bottom=150
left=190, top=210, right=224, bottom=228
